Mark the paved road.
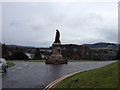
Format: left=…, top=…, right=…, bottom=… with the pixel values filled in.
left=2, top=61, right=115, bottom=89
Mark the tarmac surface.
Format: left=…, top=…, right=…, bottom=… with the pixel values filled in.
left=2, top=61, right=115, bottom=89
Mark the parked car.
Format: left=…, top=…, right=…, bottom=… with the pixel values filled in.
left=0, top=58, right=8, bottom=73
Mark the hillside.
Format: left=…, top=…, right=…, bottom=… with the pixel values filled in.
left=89, top=42, right=118, bottom=49
left=5, top=42, right=118, bottom=49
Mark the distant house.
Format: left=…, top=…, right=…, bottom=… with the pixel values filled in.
left=40, top=48, right=52, bottom=53
left=25, top=53, right=34, bottom=60
left=39, top=48, right=52, bottom=59
left=90, top=48, right=117, bottom=60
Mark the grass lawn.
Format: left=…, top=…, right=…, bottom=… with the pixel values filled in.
left=7, top=61, right=15, bottom=68
left=68, top=60, right=98, bottom=62
left=12, top=60, right=46, bottom=62
left=55, top=61, right=118, bottom=88
left=12, top=60, right=99, bottom=62
left=0, top=61, right=15, bottom=75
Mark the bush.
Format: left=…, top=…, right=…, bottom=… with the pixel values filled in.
left=33, top=48, right=42, bottom=60
left=11, top=51, right=29, bottom=60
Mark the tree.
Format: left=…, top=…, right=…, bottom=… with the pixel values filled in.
left=116, top=47, right=120, bottom=60
left=0, top=43, right=2, bottom=58
left=2, top=44, right=9, bottom=59
left=11, top=51, right=29, bottom=60
left=33, top=48, right=42, bottom=60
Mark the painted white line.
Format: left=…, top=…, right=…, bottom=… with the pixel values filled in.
left=24, top=63, right=28, bottom=66
left=12, top=70, right=15, bottom=72
left=17, top=67, right=23, bottom=70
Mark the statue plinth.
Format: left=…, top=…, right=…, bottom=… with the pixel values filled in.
left=45, top=43, right=68, bottom=64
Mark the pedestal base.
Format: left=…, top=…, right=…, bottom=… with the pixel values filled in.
left=45, top=43, right=68, bottom=64
left=45, top=55, right=68, bottom=64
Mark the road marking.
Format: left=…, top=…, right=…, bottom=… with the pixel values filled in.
left=17, top=67, right=23, bottom=70
left=24, top=63, right=28, bottom=66
left=12, top=70, right=15, bottom=72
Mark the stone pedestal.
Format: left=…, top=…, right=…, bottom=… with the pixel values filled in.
left=45, top=43, right=68, bottom=64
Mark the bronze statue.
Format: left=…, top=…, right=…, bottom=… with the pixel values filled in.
left=45, top=29, right=68, bottom=64
left=54, top=29, right=61, bottom=43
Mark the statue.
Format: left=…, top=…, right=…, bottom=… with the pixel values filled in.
left=45, top=29, right=68, bottom=64
left=54, top=29, right=61, bottom=43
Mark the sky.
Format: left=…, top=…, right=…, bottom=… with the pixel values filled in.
left=0, top=0, right=118, bottom=47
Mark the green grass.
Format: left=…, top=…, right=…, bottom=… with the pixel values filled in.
left=7, top=61, right=15, bottom=68
left=56, top=61, right=118, bottom=88
left=68, top=60, right=98, bottom=62
left=13, top=60, right=97, bottom=62
left=0, top=61, right=15, bottom=75
left=24, top=60, right=45, bottom=62
left=13, top=60, right=46, bottom=62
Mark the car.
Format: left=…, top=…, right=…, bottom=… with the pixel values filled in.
left=0, top=58, right=8, bottom=73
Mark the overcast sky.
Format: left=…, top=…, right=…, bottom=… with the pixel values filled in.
left=1, top=0, right=118, bottom=47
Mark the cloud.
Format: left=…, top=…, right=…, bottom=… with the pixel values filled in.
left=9, top=22, right=22, bottom=27
left=2, top=2, right=118, bottom=47
left=30, top=24, right=44, bottom=31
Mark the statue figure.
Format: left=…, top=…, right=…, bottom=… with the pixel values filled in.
left=54, top=29, right=61, bottom=43
left=45, top=29, right=68, bottom=64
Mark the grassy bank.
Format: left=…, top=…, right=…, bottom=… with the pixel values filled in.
left=56, top=61, right=118, bottom=88
left=7, top=61, right=15, bottom=68
left=10, top=60, right=99, bottom=62
left=12, top=60, right=46, bottom=62
left=68, top=60, right=98, bottom=62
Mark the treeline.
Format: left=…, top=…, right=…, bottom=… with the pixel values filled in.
left=2, top=44, right=42, bottom=60
left=1, top=43, right=120, bottom=60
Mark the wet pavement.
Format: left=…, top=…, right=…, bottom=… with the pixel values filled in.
left=2, top=61, right=115, bottom=89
